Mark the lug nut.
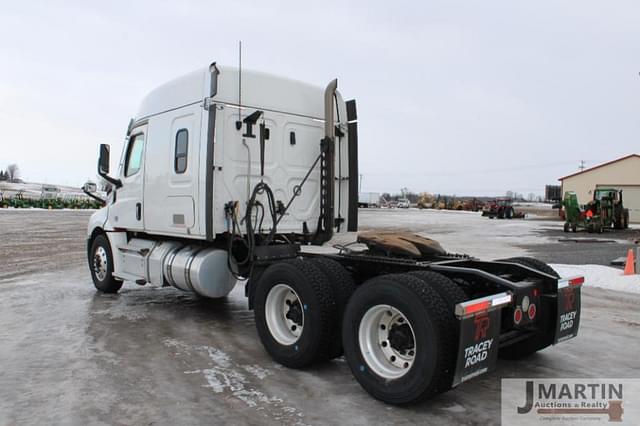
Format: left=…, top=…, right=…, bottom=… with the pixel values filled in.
left=381, top=341, right=388, bottom=347
left=380, top=324, right=386, bottom=330
left=291, top=325, right=297, bottom=331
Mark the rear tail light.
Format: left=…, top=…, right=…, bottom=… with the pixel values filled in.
left=569, top=277, right=584, bottom=286
left=528, top=303, right=537, bottom=320
left=462, top=300, right=490, bottom=315
left=454, top=292, right=512, bottom=318
left=513, top=307, right=523, bottom=324
left=558, top=276, right=584, bottom=289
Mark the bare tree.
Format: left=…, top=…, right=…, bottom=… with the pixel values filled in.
left=6, top=164, right=19, bottom=182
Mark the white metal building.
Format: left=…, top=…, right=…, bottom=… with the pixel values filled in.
left=559, top=154, right=640, bottom=223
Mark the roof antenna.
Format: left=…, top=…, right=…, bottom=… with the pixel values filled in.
left=235, top=41, right=242, bottom=130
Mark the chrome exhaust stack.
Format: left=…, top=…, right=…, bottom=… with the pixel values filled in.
left=324, top=79, right=337, bottom=140
left=314, top=79, right=338, bottom=244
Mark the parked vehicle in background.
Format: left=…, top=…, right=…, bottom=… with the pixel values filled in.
left=595, top=188, right=629, bottom=230
left=358, top=192, right=381, bottom=208
left=462, top=198, right=484, bottom=212
left=483, top=198, right=514, bottom=219
left=563, top=189, right=629, bottom=233
left=396, top=198, right=410, bottom=208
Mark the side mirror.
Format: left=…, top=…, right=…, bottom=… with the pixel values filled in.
left=83, top=182, right=97, bottom=193
left=99, top=144, right=110, bottom=174
left=97, top=143, right=122, bottom=188
left=82, top=181, right=105, bottom=205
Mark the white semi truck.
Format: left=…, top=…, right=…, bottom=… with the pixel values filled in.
left=86, top=63, right=583, bottom=404
left=358, top=192, right=380, bottom=208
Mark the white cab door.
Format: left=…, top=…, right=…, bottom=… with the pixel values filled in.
left=143, top=104, right=202, bottom=237
left=109, top=125, right=146, bottom=231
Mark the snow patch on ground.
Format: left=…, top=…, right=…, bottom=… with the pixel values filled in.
left=164, top=339, right=306, bottom=424
left=242, top=364, right=272, bottom=380
left=551, top=264, right=640, bottom=294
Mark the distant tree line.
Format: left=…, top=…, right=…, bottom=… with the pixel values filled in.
left=0, top=164, right=21, bottom=182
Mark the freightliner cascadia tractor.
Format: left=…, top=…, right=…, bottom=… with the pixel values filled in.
left=85, top=63, right=583, bottom=404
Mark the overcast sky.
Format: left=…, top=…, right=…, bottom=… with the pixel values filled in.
left=1, top=0, right=639, bottom=196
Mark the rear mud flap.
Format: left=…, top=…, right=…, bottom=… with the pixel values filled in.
left=453, top=292, right=511, bottom=387
left=554, top=277, right=583, bottom=343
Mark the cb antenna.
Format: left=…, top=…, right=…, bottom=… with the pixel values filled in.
left=238, top=40, right=242, bottom=124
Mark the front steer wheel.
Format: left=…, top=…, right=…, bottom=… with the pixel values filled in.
left=254, top=259, right=337, bottom=369
left=342, top=273, right=453, bottom=404
left=89, top=234, right=123, bottom=294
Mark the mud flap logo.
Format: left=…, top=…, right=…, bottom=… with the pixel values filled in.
left=453, top=309, right=501, bottom=386
left=556, top=287, right=581, bottom=343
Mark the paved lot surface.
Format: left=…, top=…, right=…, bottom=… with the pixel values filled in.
left=1, top=209, right=639, bottom=425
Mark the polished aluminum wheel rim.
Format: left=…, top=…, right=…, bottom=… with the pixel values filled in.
left=93, top=246, right=108, bottom=281
left=358, top=304, right=416, bottom=379
left=265, top=284, right=304, bottom=345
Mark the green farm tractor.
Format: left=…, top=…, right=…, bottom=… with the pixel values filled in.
left=594, top=188, right=629, bottom=230
left=562, top=188, right=629, bottom=233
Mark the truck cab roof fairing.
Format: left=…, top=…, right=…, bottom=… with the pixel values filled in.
left=135, top=64, right=330, bottom=122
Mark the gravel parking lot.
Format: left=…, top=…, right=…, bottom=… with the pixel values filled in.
left=1, top=209, right=639, bottom=425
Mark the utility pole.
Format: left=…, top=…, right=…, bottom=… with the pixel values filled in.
left=579, top=160, right=585, bottom=172
left=359, top=174, right=363, bottom=193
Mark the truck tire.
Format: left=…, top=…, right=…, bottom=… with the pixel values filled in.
left=497, top=257, right=559, bottom=359
left=309, top=257, right=356, bottom=359
left=408, top=271, right=468, bottom=309
left=89, top=234, right=123, bottom=294
left=499, top=257, right=559, bottom=278
left=563, top=222, right=569, bottom=232
left=342, top=273, right=453, bottom=404
left=254, top=259, right=337, bottom=368
left=407, top=271, right=467, bottom=392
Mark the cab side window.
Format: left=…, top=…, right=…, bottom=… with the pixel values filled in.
left=125, top=133, right=145, bottom=177
left=174, top=129, right=188, bottom=174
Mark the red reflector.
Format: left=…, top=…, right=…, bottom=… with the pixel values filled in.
left=514, top=307, right=523, bottom=324
left=569, top=277, right=584, bottom=286
left=532, top=288, right=539, bottom=297
left=464, top=300, right=490, bottom=315
left=528, top=304, right=537, bottom=319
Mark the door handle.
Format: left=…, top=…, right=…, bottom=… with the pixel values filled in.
left=136, top=203, right=141, bottom=221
